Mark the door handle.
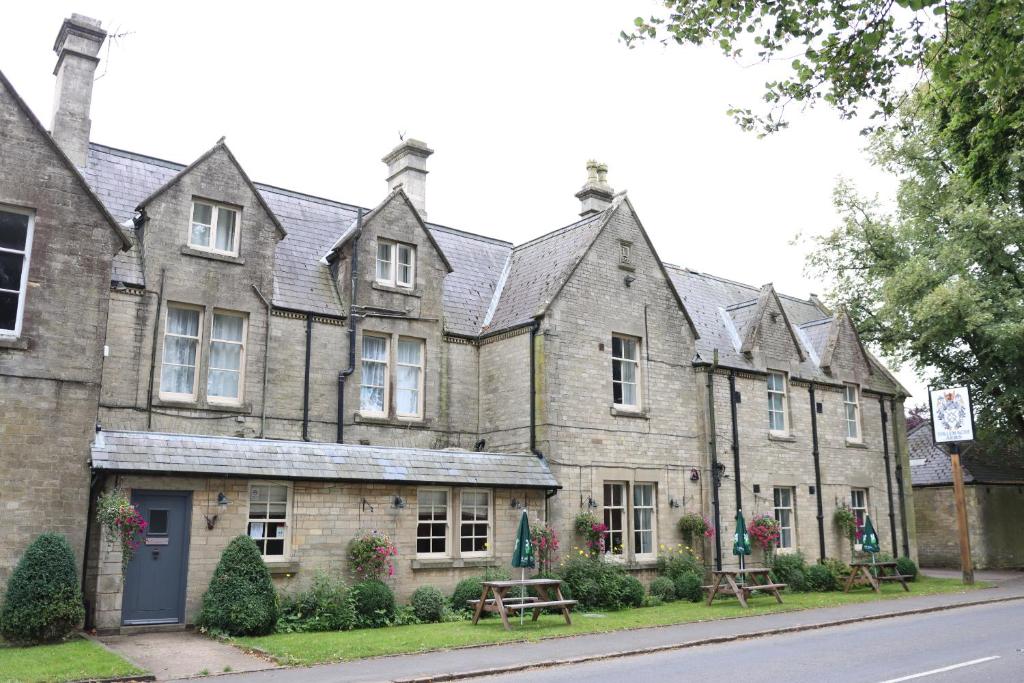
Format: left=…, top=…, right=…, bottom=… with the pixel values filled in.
left=152, top=549, right=160, bottom=560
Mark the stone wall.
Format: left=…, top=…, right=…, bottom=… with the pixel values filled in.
left=914, top=484, right=1023, bottom=569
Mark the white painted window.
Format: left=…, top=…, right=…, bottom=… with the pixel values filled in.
left=612, top=335, right=640, bottom=409
left=376, top=239, right=415, bottom=288
left=633, top=483, right=656, bottom=557
left=851, top=489, right=868, bottom=530
left=459, top=489, right=491, bottom=556
left=773, top=487, right=795, bottom=550
left=844, top=383, right=861, bottom=440
left=767, top=371, right=788, bottom=433
left=0, top=206, right=33, bottom=337
left=396, top=338, right=424, bottom=418
left=603, top=482, right=626, bottom=557
left=160, top=305, right=202, bottom=399
left=359, top=334, right=389, bottom=415
left=189, top=200, right=239, bottom=255
left=619, top=240, right=633, bottom=266
left=248, top=483, right=290, bottom=559
left=208, top=311, right=247, bottom=402
left=417, top=488, right=449, bottom=556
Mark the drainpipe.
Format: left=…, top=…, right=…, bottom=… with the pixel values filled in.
left=879, top=396, right=898, bottom=557
left=145, top=268, right=166, bottom=430
left=892, top=397, right=910, bottom=557
left=251, top=285, right=272, bottom=438
left=728, top=370, right=742, bottom=510
left=704, top=351, right=723, bottom=570
left=81, top=466, right=105, bottom=630
left=337, top=210, right=363, bottom=443
left=302, top=312, right=313, bottom=441
left=809, top=383, right=826, bottom=562
left=529, top=319, right=544, bottom=459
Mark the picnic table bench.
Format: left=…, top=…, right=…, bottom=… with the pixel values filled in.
left=704, top=568, right=786, bottom=608
left=843, top=561, right=911, bottom=593
left=470, top=578, right=577, bottom=630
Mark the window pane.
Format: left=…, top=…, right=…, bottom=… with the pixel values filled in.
left=210, top=340, right=241, bottom=370
left=192, top=203, right=213, bottom=225
left=621, top=381, right=636, bottom=406
left=215, top=208, right=237, bottom=252
left=0, top=251, right=24, bottom=290
left=161, top=359, right=195, bottom=394
left=0, top=291, right=17, bottom=331
left=360, top=387, right=384, bottom=412
left=363, top=335, right=387, bottom=361
left=397, top=339, right=421, bottom=364
left=167, top=308, right=200, bottom=336
left=163, top=336, right=198, bottom=366
left=208, top=369, right=239, bottom=399
left=0, top=211, right=29, bottom=250
left=622, top=338, right=637, bottom=360
left=611, top=336, right=622, bottom=357
left=213, top=313, right=244, bottom=342
left=148, top=509, right=168, bottom=535
left=376, top=243, right=393, bottom=280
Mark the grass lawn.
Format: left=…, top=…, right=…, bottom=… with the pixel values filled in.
left=236, top=575, right=986, bottom=666
left=0, top=637, right=145, bottom=683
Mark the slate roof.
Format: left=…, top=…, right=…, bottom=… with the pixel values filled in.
left=91, top=430, right=560, bottom=489
left=910, top=421, right=1024, bottom=486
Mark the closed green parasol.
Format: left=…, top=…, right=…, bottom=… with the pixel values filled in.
left=732, top=509, right=752, bottom=578
left=511, top=509, right=534, bottom=624
left=861, top=514, right=880, bottom=560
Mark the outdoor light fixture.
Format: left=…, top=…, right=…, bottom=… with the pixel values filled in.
left=586, top=496, right=598, bottom=510
left=392, top=495, right=406, bottom=509
left=510, top=497, right=523, bottom=510
left=668, top=497, right=681, bottom=509
left=623, top=275, right=636, bottom=287
left=361, top=498, right=375, bottom=513
left=216, top=492, right=230, bottom=510
left=690, top=468, right=700, bottom=482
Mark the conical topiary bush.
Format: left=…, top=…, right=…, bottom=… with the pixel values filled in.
left=0, top=533, right=85, bottom=643
left=197, top=535, right=278, bottom=635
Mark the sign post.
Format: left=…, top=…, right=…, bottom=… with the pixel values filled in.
left=928, top=386, right=975, bottom=585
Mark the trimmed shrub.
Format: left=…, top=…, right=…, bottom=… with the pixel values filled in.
left=352, top=579, right=395, bottom=628
left=197, top=535, right=278, bottom=636
left=410, top=585, right=446, bottom=623
left=619, top=575, right=645, bottom=608
left=805, top=564, right=837, bottom=592
left=557, top=555, right=644, bottom=610
left=674, top=571, right=704, bottom=603
left=822, top=557, right=852, bottom=585
left=896, top=557, right=919, bottom=582
left=770, top=552, right=809, bottom=591
left=0, top=533, right=85, bottom=643
left=655, top=549, right=703, bottom=582
left=648, top=576, right=677, bottom=602
left=451, top=577, right=484, bottom=612
left=276, top=573, right=355, bottom=633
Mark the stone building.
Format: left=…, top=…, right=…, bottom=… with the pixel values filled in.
left=0, top=14, right=915, bottom=633
left=911, top=421, right=1024, bottom=569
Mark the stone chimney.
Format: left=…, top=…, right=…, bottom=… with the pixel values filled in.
left=382, top=139, right=434, bottom=219
left=50, top=14, right=106, bottom=168
left=575, top=160, right=614, bottom=217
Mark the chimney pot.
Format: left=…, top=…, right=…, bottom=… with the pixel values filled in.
left=574, top=160, right=615, bottom=217
left=382, top=139, right=434, bottom=219
left=51, top=14, right=106, bottom=168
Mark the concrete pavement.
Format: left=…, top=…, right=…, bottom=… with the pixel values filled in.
left=207, top=570, right=1024, bottom=683
left=98, top=630, right=277, bottom=681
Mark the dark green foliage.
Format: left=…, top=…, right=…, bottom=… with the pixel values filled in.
left=276, top=573, right=355, bottom=633
left=648, top=576, right=677, bottom=602
left=655, top=550, right=703, bottom=583
left=556, top=556, right=645, bottom=610
left=452, top=578, right=485, bottom=611
left=805, top=564, right=838, bottom=592
left=896, top=557, right=919, bottom=582
left=410, top=586, right=446, bottom=623
left=351, top=579, right=395, bottom=628
left=770, top=552, right=809, bottom=591
left=673, top=571, right=704, bottom=603
left=197, top=536, right=278, bottom=636
left=822, top=557, right=853, bottom=585
left=0, top=533, right=85, bottom=644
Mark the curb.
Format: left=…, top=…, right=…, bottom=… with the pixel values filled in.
left=393, top=593, right=1024, bottom=682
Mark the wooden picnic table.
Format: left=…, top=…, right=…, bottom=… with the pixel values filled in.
left=470, top=578, right=577, bottom=630
left=843, top=561, right=911, bottom=593
left=705, top=568, right=786, bottom=608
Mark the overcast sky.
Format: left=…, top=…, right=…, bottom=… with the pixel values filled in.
left=3, top=1, right=926, bottom=401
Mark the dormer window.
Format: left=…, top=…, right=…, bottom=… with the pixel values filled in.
left=189, top=200, right=239, bottom=256
left=376, top=239, right=415, bottom=288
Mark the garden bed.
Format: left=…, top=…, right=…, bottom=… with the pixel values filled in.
left=235, top=575, right=983, bottom=666
left=0, top=637, right=146, bottom=683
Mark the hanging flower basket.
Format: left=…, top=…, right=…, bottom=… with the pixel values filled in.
left=95, top=489, right=147, bottom=574
left=349, top=529, right=398, bottom=581
left=677, top=513, right=715, bottom=547
left=747, top=514, right=780, bottom=553
left=573, top=512, right=606, bottom=556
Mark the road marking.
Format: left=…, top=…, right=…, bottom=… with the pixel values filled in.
left=879, top=656, right=1001, bottom=682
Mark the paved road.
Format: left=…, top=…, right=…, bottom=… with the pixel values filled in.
left=480, top=600, right=1024, bottom=683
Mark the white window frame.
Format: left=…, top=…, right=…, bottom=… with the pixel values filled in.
left=396, top=337, right=425, bottom=419
left=188, top=199, right=240, bottom=256
left=611, top=334, right=641, bottom=410
left=844, top=383, right=862, bottom=441
left=359, top=333, right=390, bottom=417
left=416, top=487, right=451, bottom=558
left=458, top=489, right=493, bottom=558
left=207, top=310, right=247, bottom=404
left=602, top=482, right=627, bottom=558
left=767, top=371, right=789, bottom=435
left=850, top=488, right=868, bottom=530
left=247, top=481, right=292, bottom=562
left=773, top=486, right=796, bottom=551
left=632, top=483, right=657, bottom=559
left=160, top=303, right=204, bottom=401
left=376, top=239, right=416, bottom=288
left=0, top=205, right=34, bottom=338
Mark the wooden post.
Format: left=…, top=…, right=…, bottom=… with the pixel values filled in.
left=948, top=442, right=975, bottom=585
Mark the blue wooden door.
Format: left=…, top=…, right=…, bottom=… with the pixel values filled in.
left=122, top=491, right=191, bottom=625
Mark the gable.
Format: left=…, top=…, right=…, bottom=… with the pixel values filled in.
left=737, top=284, right=805, bottom=362
left=820, top=309, right=874, bottom=379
